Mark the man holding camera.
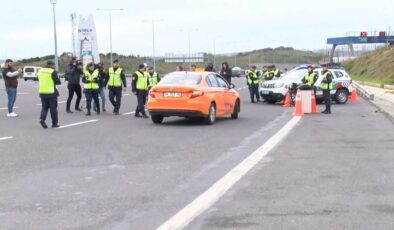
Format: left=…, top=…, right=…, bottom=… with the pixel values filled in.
left=65, top=57, right=83, bottom=113
left=2, top=59, right=22, bottom=117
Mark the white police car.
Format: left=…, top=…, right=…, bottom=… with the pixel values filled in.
left=259, top=68, right=352, bottom=104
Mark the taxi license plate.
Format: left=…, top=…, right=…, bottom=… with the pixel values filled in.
left=261, top=90, right=270, bottom=95
left=163, top=92, right=181, bottom=97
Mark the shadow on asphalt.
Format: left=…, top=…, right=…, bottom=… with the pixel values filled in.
left=156, top=117, right=242, bottom=127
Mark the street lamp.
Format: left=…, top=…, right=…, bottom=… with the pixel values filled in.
left=143, top=19, right=163, bottom=70
left=50, top=0, right=59, bottom=71
left=97, top=8, right=123, bottom=64
left=180, top=29, right=198, bottom=70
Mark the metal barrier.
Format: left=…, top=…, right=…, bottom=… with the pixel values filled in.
left=353, top=81, right=375, bottom=100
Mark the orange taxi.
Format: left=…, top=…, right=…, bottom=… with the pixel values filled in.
left=147, top=71, right=240, bottom=124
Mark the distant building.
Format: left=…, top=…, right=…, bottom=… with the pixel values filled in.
left=165, top=53, right=205, bottom=63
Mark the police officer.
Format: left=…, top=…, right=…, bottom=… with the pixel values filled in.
left=132, top=64, right=150, bottom=118
left=272, top=65, right=281, bottom=80
left=246, top=66, right=260, bottom=103
left=147, top=67, right=159, bottom=90
left=37, top=60, right=61, bottom=129
left=302, top=65, right=318, bottom=93
left=82, top=63, right=100, bottom=116
left=93, top=63, right=107, bottom=112
left=266, top=65, right=275, bottom=80
left=106, top=60, right=126, bottom=115
left=320, top=64, right=334, bottom=114
left=261, top=66, right=269, bottom=81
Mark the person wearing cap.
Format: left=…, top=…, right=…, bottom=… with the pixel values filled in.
left=106, top=59, right=126, bottom=115
left=302, top=65, right=318, bottom=92
left=82, top=63, right=100, bottom=116
left=147, top=67, right=159, bottom=89
left=320, top=64, right=334, bottom=114
left=246, top=65, right=260, bottom=103
left=65, top=57, right=83, bottom=114
left=37, top=60, right=61, bottom=128
left=2, top=59, right=22, bottom=117
left=132, top=64, right=149, bottom=118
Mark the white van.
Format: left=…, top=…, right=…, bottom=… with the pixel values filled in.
left=23, top=66, right=41, bottom=81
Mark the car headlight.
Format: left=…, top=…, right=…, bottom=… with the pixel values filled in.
left=274, top=83, right=284, bottom=88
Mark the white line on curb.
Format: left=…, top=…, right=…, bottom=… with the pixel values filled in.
left=59, top=119, right=98, bottom=129
left=0, top=106, right=19, bottom=110
left=0, top=136, right=13, bottom=141
left=157, top=116, right=302, bottom=230
left=122, top=111, right=136, bottom=115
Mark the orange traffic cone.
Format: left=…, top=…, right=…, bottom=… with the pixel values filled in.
left=283, top=91, right=291, bottom=107
left=292, top=91, right=304, bottom=116
left=311, top=92, right=317, bottom=113
left=349, top=87, right=358, bottom=101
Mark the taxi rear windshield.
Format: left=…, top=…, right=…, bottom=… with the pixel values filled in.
left=160, top=72, right=201, bottom=85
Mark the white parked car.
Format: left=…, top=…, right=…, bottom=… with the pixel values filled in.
left=23, top=66, right=41, bottom=81
left=259, top=68, right=353, bottom=104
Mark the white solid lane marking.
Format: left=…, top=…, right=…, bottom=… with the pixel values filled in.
left=0, top=136, right=13, bottom=141
left=122, top=111, right=136, bottom=115
left=17, top=92, right=29, bottom=95
left=0, top=106, right=19, bottom=110
left=59, top=119, right=98, bottom=129
left=157, top=116, right=302, bottom=230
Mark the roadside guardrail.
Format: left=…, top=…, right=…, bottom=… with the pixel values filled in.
left=353, top=81, right=375, bottom=100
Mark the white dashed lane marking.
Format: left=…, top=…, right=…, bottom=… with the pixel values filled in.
left=59, top=119, right=99, bottom=129
left=0, top=136, right=13, bottom=141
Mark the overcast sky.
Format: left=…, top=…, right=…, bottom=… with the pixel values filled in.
left=1, top=0, right=393, bottom=59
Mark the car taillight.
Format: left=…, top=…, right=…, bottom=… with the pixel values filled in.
left=190, top=90, right=204, bottom=99
left=149, top=89, right=156, bottom=98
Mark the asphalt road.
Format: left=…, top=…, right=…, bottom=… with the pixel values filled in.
left=0, top=77, right=393, bottom=230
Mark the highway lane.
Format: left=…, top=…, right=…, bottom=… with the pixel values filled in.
left=0, top=77, right=294, bottom=229
left=1, top=77, right=392, bottom=229
left=188, top=99, right=394, bottom=230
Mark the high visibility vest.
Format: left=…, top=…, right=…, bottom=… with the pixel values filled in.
left=83, top=70, right=99, bottom=90
left=267, top=71, right=275, bottom=80
left=37, top=68, right=55, bottom=94
left=273, top=68, right=280, bottom=79
left=303, top=72, right=316, bottom=86
left=148, top=72, right=158, bottom=87
left=135, top=71, right=149, bottom=90
left=262, top=71, right=269, bottom=80
left=246, top=70, right=259, bottom=85
left=108, top=67, right=123, bottom=87
left=320, top=71, right=334, bottom=90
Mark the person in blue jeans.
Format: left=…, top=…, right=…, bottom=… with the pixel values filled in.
left=2, top=59, right=22, bottom=117
left=93, top=63, right=107, bottom=112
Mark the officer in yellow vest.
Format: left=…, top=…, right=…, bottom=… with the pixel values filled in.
left=302, top=65, right=318, bottom=93
left=320, top=64, right=334, bottom=114
left=147, top=67, right=159, bottom=90
left=106, top=59, right=126, bottom=115
left=132, top=64, right=150, bottom=118
left=82, top=63, right=100, bottom=116
left=246, top=66, right=260, bottom=103
left=272, top=65, right=281, bottom=80
left=37, top=60, right=61, bottom=129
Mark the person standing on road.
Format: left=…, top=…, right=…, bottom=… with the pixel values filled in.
left=132, top=64, right=150, bottom=119
left=106, top=60, right=126, bottom=115
left=65, top=57, right=83, bottom=113
left=37, top=60, right=61, bottom=129
left=302, top=65, right=318, bottom=93
left=272, top=65, right=281, bottom=80
left=147, top=66, right=159, bottom=90
left=82, top=63, right=100, bottom=116
left=205, top=63, right=216, bottom=72
left=320, top=64, right=334, bottom=114
left=93, top=63, right=107, bottom=112
left=246, top=66, right=260, bottom=103
left=2, top=59, right=22, bottom=117
left=220, top=62, right=232, bottom=84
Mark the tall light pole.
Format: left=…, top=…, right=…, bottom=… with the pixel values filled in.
left=180, top=29, right=198, bottom=70
left=50, top=0, right=59, bottom=71
left=143, top=19, right=163, bottom=70
left=97, top=8, right=123, bottom=64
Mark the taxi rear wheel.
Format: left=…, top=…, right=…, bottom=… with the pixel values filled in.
left=151, top=115, right=164, bottom=124
left=205, top=103, right=216, bottom=125
left=231, top=100, right=239, bottom=119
